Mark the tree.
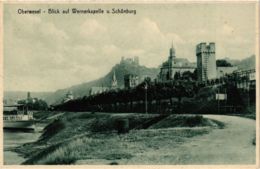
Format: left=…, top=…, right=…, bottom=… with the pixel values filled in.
left=174, top=72, right=181, bottom=80
left=182, top=71, right=193, bottom=81
left=192, top=68, right=198, bottom=80
left=18, top=98, right=48, bottom=110
left=216, top=59, right=232, bottom=67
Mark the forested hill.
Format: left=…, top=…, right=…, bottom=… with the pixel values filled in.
left=224, top=55, right=255, bottom=70
left=45, top=61, right=159, bottom=105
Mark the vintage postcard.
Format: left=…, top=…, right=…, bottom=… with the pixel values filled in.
left=0, top=0, right=259, bottom=168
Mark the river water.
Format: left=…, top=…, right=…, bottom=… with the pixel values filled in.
left=4, top=126, right=43, bottom=165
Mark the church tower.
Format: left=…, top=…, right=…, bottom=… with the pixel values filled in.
left=167, top=42, right=176, bottom=79
left=111, top=70, right=118, bottom=89
left=169, top=42, right=176, bottom=60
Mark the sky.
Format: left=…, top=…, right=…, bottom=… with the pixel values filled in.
left=3, top=3, right=257, bottom=92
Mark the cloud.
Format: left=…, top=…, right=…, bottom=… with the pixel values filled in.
left=126, top=49, right=145, bottom=56
left=69, top=17, right=186, bottom=68
left=102, top=44, right=120, bottom=55
left=4, top=14, right=73, bottom=91
left=221, top=24, right=235, bottom=36
left=79, top=19, right=107, bottom=40
left=4, top=4, right=256, bottom=92
left=11, top=15, right=69, bottom=49
left=81, top=19, right=106, bottom=34
left=135, top=18, right=184, bottom=47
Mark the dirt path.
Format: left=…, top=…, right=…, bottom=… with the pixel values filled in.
left=125, top=115, right=256, bottom=164
left=173, top=115, right=256, bottom=164
left=75, top=115, right=256, bottom=165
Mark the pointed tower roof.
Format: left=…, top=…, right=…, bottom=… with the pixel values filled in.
left=112, top=70, right=117, bottom=81
left=169, top=41, right=176, bottom=59
left=111, top=70, right=118, bottom=89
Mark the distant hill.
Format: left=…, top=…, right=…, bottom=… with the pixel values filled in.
left=45, top=60, right=159, bottom=105
left=235, top=55, right=255, bottom=70
left=4, top=91, right=52, bottom=102
left=223, top=55, right=255, bottom=70
left=6, top=55, right=255, bottom=105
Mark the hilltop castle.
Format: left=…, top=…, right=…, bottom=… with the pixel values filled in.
left=120, top=56, right=139, bottom=65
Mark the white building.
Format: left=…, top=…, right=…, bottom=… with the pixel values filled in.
left=216, top=66, right=238, bottom=78
left=158, top=44, right=196, bottom=82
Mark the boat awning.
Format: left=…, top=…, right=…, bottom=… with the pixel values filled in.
left=4, top=107, right=18, bottom=111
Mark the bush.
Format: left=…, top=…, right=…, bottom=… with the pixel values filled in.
left=90, top=117, right=115, bottom=132
left=115, top=119, right=129, bottom=134
left=185, top=115, right=203, bottom=127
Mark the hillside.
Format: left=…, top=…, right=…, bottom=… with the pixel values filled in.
left=4, top=91, right=52, bottom=102
left=5, top=55, right=255, bottom=105
left=236, top=55, right=256, bottom=70
left=224, top=55, right=255, bottom=70
left=16, top=112, right=223, bottom=164
left=46, top=61, right=159, bottom=105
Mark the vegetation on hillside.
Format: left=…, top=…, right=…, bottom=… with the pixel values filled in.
left=216, top=59, right=233, bottom=67
left=46, top=61, right=159, bottom=104
left=17, top=99, right=48, bottom=110
left=55, top=69, right=254, bottom=116
left=16, top=112, right=223, bottom=164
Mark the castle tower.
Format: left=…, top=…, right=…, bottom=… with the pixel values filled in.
left=124, top=74, right=139, bottom=89
left=121, top=56, right=125, bottom=63
left=134, top=56, right=139, bottom=65
left=196, top=42, right=217, bottom=82
left=27, top=92, right=31, bottom=99
left=111, top=70, right=118, bottom=89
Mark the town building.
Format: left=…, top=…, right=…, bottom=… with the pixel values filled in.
left=89, top=71, right=119, bottom=96
left=27, top=91, right=36, bottom=103
left=158, top=44, right=196, bottom=82
left=124, top=74, right=139, bottom=89
left=196, top=42, right=217, bottom=82
left=234, top=69, right=256, bottom=90
left=89, top=86, right=110, bottom=96
left=63, top=91, right=74, bottom=103
left=216, top=66, right=238, bottom=78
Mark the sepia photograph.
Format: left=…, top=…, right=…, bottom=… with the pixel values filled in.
left=1, top=1, right=259, bottom=166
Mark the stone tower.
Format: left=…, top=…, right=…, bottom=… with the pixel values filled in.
left=196, top=42, right=217, bottom=82
left=27, top=92, right=31, bottom=100
left=111, top=70, right=118, bottom=89
left=134, top=56, right=139, bottom=65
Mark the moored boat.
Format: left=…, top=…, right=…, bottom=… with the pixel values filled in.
left=3, top=104, right=35, bottom=130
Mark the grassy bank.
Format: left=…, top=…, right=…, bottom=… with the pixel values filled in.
left=14, top=112, right=224, bottom=165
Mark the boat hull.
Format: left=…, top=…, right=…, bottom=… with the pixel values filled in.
left=4, top=120, right=35, bottom=130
